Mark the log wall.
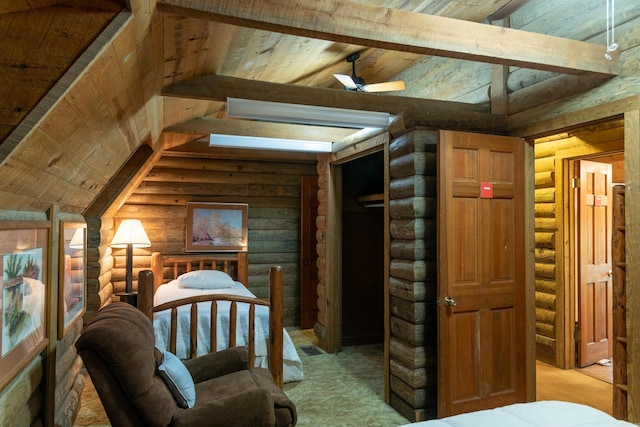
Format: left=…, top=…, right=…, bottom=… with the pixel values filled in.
left=103, top=154, right=317, bottom=327
left=387, top=130, right=438, bottom=421
left=85, top=217, right=115, bottom=322
left=533, top=122, right=624, bottom=366
left=54, top=321, right=84, bottom=427
left=0, top=357, right=42, bottom=427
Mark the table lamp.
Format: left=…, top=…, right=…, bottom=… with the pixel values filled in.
left=111, top=219, right=151, bottom=294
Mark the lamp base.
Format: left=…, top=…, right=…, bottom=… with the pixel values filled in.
left=116, top=292, right=138, bottom=307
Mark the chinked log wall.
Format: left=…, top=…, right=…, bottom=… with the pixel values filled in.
left=94, top=154, right=317, bottom=327
left=388, top=130, right=438, bottom=421
left=533, top=123, right=624, bottom=365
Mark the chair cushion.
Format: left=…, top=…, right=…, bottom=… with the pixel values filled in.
left=158, top=351, right=196, bottom=408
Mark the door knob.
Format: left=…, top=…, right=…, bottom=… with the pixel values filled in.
left=444, top=296, right=457, bottom=307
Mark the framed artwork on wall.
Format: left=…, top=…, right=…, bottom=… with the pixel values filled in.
left=0, top=225, right=48, bottom=392
left=58, top=222, right=86, bottom=339
left=186, top=202, right=248, bottom=252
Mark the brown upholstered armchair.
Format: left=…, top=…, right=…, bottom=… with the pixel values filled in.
left=76, top=302, right=297, bottom=427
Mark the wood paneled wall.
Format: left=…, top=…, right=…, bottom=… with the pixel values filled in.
left=387, top=130, right=438, bottom=421
left=533, top=122, right=624, bottom=367
left=108, top=153, right=317, bottom=326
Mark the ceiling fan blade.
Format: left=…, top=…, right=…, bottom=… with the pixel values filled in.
left=333, top=73, right=358, bottom=89
left=361, top=80, right=406, bottom=93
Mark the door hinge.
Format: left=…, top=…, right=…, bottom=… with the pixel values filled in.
left=571, top=177, right=580, bottom=188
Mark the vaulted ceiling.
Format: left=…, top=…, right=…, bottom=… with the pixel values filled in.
left=0, top=0, right=633, bottom=214
left=1, top=0, right=622, bottom=143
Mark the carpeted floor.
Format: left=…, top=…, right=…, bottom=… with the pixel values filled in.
left=73, top=328, right=409, bottom=427
left=284, top=329, right=409, bottom=426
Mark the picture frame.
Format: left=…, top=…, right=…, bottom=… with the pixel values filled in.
left=58, top=222, right=86, bottom=339
left=186, top=202, right=248, bottom=252
left=0, top=225, right=48, bottom=392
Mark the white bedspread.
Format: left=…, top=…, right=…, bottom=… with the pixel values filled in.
left=399, top=401, right=635, bottom=427
left=153, top=280, right=303, bottom=383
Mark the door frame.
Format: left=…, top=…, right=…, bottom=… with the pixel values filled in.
left=324, top=134, right=390, bottom=395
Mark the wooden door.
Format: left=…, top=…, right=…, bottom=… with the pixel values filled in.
left=438, top=130, right=528, bottom=417
left=300, top=175, right=320, bottom=329
left=577, top=160, right=613, bottom=367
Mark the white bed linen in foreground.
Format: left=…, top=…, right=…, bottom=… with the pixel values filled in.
left=399, top=401, right=635, bottom=427
left=153, top=280, right=303, bottom=383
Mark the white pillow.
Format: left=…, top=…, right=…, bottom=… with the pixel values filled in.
left=177, top=269, right=235, bottom=289
left=157, top=351, right=196, bottom=408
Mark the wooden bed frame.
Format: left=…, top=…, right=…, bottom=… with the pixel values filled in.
left=137, top=252, right=284, bottom=387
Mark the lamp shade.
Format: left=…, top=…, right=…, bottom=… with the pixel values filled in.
left=111, top=219, right=151, bottom=248
left=69, top=228, right=85, bottom=249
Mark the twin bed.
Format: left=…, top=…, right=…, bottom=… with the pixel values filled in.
left=399, top=401, right=635, bottom=426
left=136, top=251, right=303, bottom=387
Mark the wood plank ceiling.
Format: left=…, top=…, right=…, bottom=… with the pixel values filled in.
left=0, top=0, right=618, bottom=166
left=0, top=0, right=125, bottom=144
left=157, top=0, right=618, bottom=141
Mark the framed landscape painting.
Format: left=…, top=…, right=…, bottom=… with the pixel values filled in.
left=186, top=202, right=248, bottom=252
left=0, top=225, right=48, bottom=391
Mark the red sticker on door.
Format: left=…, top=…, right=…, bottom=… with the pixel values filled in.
left=480, top=182, right=493, bottom=199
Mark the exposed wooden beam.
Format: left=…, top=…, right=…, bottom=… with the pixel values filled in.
left=164, top=117, right=356, bottom=142
left=508, top=74, right=613, bottom=115
left=161, top=132, right=205, bottom=150
left=156, top=0, right=619, bottom=76
left=507, top=96, right=638, bottom=138
left=162, top=75, right=506, bottom=134
left=491, top=64, right=509, bottom=115
left=488, top=0, right=531, bottom=21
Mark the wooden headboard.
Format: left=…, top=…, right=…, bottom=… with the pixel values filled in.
left=150, top=252, right=249, bottom=293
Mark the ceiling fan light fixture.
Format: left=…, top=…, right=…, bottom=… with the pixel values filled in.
left=333, top=73, right=358, bottom=90
left=333, top=52, right=405, bottom=93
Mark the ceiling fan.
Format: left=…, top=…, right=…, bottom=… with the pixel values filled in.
left=333, top=52, right=406, bottom=93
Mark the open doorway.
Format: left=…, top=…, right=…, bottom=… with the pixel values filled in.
left=533, top=119, right=625, bottom=416
left=568, top=152, right=624, bottom=381
left=341, top=151, right=385, bottom=346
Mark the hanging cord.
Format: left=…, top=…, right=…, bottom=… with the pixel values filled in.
left=605, top=0, right=618, bottom=60
left=609, top=0, right=618, bottom=51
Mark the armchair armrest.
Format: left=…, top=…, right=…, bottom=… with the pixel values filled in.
left=171, top=387, right=275, bottom=427
left=183, top=347, right=249, bottom=383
